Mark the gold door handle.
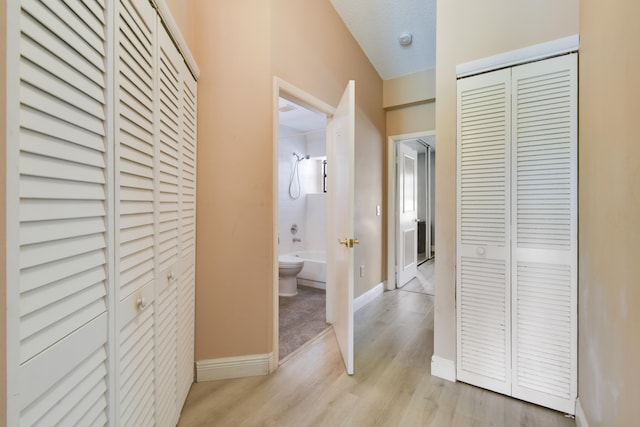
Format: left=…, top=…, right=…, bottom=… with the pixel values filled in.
left=338, top=238, right=360, bottom=248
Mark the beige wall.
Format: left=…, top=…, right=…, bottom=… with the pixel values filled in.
left=189, top=1, right=274, bottom=360
left=434, top=0, right=578, bottom=367
left=578, top=1, right=640, bottom=425
left=384, top=69, right=435, bottom=135
left=386, top=103, right=435, bottom=137
left=1, top=0, right=6, bottom=423
left=166, top=0, right=385, bottom=361
left=162, top=0, right=196, bottom=53
left=383, top=69, right=435, bottom=108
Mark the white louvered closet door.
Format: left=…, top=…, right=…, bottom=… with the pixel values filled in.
left=177, top=63, right=197, bottom=410
left=7, top=0, right=111, bottom=425
left=456, top=69, right=512, bottom=395
left=116, top=0, right=157, bottom=425
left=456, top=53, right=577, bottom=414
left=156, top=22, right=182, bottom=427
left=510, top=54, right=578, bottom=414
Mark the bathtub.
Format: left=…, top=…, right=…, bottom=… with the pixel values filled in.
left=287, top=251, right=326, bottom=290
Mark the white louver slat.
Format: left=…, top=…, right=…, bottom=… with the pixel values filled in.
left=456, top=69, right=511, bottom=395
left=116, top=0, right=157, bottom=425
left=511, top=54, right=577, bottom=414
left=8, top=0, right=111, bottom=424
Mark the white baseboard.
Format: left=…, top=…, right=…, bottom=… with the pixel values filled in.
left=354, top=282, right=384, bottom=312
left=431, top=355, right=456, bottom=382
left=575, top=397, right=590, bottom=427
left=196, top=353, right=275, bottom=382
left=297, top=278, right=326, bottom=290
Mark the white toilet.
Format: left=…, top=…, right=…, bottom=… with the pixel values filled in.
left=278, top=255, right=304, bottom=296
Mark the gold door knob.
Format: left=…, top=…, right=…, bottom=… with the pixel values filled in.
left=338, top=238, right=360, bottom=248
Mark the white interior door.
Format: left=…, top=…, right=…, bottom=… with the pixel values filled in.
left=510, top=53, right=578, bottom=414
left=397, top=143, right=418, bottom=286
left=6, top=0, right=112, bottom=424
left=327, top=81, right=356, bottom=375
left=116, top=0, right=158, bottom=424
left=456, top=68, right=512, bottom=395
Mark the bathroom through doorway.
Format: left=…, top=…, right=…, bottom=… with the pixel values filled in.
left=276, top=93, right=330, bottom=362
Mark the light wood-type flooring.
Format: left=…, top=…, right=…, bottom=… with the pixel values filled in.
left=178, top=288, right=575, bottom=426
left=400, top=258, right=435, bottom=295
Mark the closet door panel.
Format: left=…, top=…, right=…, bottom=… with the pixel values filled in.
left=117, top=0, right=155, bottom=300
left=177, top=257, right=196, bottom=406
left=118, top=284, right=155, bottom=427
left=19, top=314, right=108, bottom=426
left=116, top=0, right=157, bottom=424
left=511, top=53, right=578, bottom=413
left=156, top=277, right=178, bottom=426
left=157, top=27, right=181, bottom=280
left=180, top=69, right=197, bottom=261
left=8, top=0, right=111, bottom=423
left=456, top=69, right=512, bottom=394
left=155, top=24, right=182, bottom=427
left=177, top=67, right=197, bottom=407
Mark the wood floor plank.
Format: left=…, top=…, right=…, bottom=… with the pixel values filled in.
left=177, top=289, right=575, bottom=427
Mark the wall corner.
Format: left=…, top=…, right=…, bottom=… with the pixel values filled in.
left=575, top=397, right=590, bottom=427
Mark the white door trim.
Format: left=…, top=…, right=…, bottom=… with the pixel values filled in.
left=386, top=131, right=435, bottom=291
left=272, top=77, right=336, bottom=367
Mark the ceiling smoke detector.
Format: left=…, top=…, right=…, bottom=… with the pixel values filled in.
left=398, top=32, right=413, bottom=46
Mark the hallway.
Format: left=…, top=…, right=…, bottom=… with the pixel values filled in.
left=178, top=289, right=574, bottom=426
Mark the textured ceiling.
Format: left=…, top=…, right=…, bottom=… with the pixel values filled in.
left=279, top=1, right=438, bottom=132
left=330, top=0, right=436, bottom=80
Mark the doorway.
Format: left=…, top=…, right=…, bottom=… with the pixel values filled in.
left=386, top=132, right=436, bottom=291
left=276, top=94, right=330, bottom=363
left=272, top=79, right=335, bottom=367
left=273, top=78, right=357, bottom=374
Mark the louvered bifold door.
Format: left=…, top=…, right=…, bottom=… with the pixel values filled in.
left=177, top=64, right=197, bottom=409
left=456, top=69, right=512, bottom=395
left=510, top=54, right=578, bottom=414
left=6, top=0, right=112, bottom=425
left=155, top=23, right=182, bottom=427
left=115, top=0, right=157, bottom=425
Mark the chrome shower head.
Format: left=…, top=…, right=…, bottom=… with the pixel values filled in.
left=292, top=152, right=310, bottom=161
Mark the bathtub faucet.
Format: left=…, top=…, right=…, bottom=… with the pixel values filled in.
left=292, top=237, right=302, bottom=243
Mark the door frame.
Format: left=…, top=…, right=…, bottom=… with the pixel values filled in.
left=272, top=77, right=336, bottom=366
left=386, top=131, right=435, bottom=290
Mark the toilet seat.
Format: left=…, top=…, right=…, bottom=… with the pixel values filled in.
left=278, top=255, right=303, bottom=268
